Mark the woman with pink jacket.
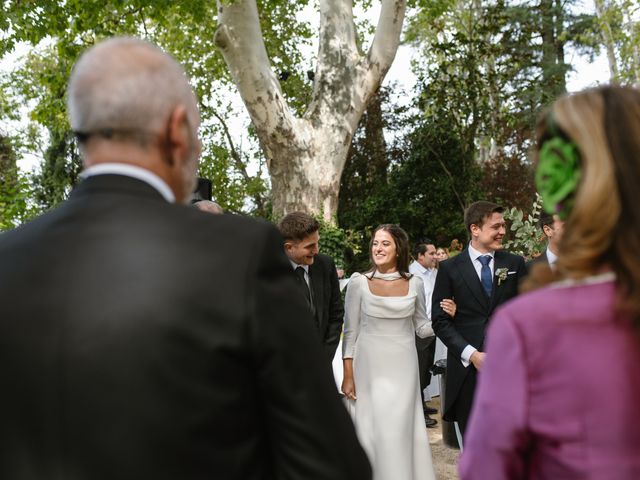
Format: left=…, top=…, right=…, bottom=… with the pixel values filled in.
left=460, top=86, right=640, bottom=479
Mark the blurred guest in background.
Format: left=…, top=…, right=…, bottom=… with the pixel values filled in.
left=409, top=238, right=457, bottom=428
left=528, top=211, right=564, bottom=269
left=193, top=199, right=224, bottom=214
left=409, top=238, right=440, bottom=428
left=435, top=247, right=449, bottom=263
left=448, top=238, right=463, bottom=257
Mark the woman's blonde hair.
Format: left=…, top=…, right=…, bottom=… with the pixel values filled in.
left=526, top=86, right=640, bottom=328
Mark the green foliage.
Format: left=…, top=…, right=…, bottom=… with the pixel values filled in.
left=0, top=135, right=38, bottom=230
left=317, top=216, right=362, bottom=271
left=31, top=129, right=82, bottom=211
left=503, top=193, right=546, bottom=258
left=1, top=0, right=319, bottom=217
left=339, top=87, right=481, bottom=272
left=586, top=0, right=640, bottom=84
left=481, top=150, right=536, bottom=211
left=379, top=116, right=481, bottom=244
left=196, top=120, right=270, bottom=215
left=405, top=0, right=594, bottom=211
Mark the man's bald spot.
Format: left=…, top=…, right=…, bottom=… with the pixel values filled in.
left=68, top=37, right=199, bottom=137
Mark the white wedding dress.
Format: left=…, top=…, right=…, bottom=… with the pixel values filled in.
left=343, top=271, right=436, bottom=480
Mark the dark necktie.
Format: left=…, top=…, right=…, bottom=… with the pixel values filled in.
left=295, top=266, right=312, bottom=306
left=478, top=255, right=493, bottom=297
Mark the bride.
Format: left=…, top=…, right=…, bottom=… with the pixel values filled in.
left=342, top=224, right=437, bottom=480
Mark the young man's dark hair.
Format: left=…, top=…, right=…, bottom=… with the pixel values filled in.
left=538, top=212, right=555, bottom=230
left=464, top=201, right=504, bottom=233
left=278, top=212, right=320, bottom=241
left=412, top=237, right=435, bottom=259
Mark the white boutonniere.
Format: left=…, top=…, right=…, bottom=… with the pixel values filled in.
left=495, top=268, right=509, bottom=286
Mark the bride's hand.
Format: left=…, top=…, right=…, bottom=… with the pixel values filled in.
left=440, top=298, right=457, bottom=317
left=341, top=376, right=357, bottom=400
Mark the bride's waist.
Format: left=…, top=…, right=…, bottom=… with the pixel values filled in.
left=360, top=322, right=413, bottom=336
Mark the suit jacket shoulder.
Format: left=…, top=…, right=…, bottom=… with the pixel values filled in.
left=312, top=252, right=337, bottom=272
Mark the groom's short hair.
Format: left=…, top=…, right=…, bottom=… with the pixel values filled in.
left=464, top=201, right=504, bottom=233
left=278, top=212, right=320, bottom=242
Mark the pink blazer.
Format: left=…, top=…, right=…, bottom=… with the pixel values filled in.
left=460, top=275, right=640, bottom=479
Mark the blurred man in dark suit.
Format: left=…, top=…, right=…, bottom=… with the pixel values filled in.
left=278, top=212, right=344, bottom=361
left=0, top=37, right=370, bottom=480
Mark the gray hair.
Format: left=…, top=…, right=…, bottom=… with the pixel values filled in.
left=67, top=37, right=199, bottom=139
left=193, top=200, right=224, bottom=215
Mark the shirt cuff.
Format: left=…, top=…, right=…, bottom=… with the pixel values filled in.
left=461, top=345, right=477, bottom=368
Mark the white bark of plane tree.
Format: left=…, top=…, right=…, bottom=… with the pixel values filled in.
left=214, top=0, right=406, bottom=221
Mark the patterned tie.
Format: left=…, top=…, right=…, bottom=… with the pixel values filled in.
left=295, top=266, right=311, bottom=306
left=478, top=255, right=493, bottom=298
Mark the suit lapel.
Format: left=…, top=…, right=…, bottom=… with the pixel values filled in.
left=490, top=251, right=507, bottom=309
left=458, top=249, right=490, bottom=310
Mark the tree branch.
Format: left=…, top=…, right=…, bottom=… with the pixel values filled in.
left=214, top=0, right=297, bottom=165
left=367, top=0, right=406, bottom=79
left=306, top=0, right=360, bottom=123
left=210, top=109, right=250, bottom=183
left=209, top=108, right=266, bottom=212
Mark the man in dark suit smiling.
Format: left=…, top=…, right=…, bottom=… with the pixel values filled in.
left=432, top=201, right=526, bottom=445
left=279, top=212, right=344, bottom=361
left=0, top=37, right=370, bottom=480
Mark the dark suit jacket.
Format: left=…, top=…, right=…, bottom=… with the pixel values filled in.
left=308, top=253, right=344, bottom=359
left=0, top=174, right=371, bottom=480
left=432, top=248, right=526, bottom=421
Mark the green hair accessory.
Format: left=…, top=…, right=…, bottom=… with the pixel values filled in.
left=535, top=119, right=582, bottom=220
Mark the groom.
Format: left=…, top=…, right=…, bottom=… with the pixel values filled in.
left=432, top=201, right=526, bottom=443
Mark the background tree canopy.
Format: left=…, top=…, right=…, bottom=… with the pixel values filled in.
left=1, top=0, right=638, bottom=272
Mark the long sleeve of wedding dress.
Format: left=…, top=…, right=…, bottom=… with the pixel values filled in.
left=412, top=276, right=435, bottom=339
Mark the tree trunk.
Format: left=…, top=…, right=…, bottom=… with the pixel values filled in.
left=594, top=0, right=619, bottom=81
left=539, top=0, right=566, bottom=98
left=214, top=0, right=406, bottom=222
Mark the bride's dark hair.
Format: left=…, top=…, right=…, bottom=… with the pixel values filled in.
left=366, top=224, right=412, bottom=280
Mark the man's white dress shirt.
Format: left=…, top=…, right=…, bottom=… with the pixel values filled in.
left=409, top=260, right=437, bottom=321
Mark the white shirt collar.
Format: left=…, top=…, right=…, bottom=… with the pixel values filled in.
left=289, top=260, right=309, bottom=274
left=546, top=246, right=558, bottom=265
left=409, top=260, right=435, bottom=276
left=80, top=163, right=175, bottom=203
left=468, top=243, right=495, bottom=263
